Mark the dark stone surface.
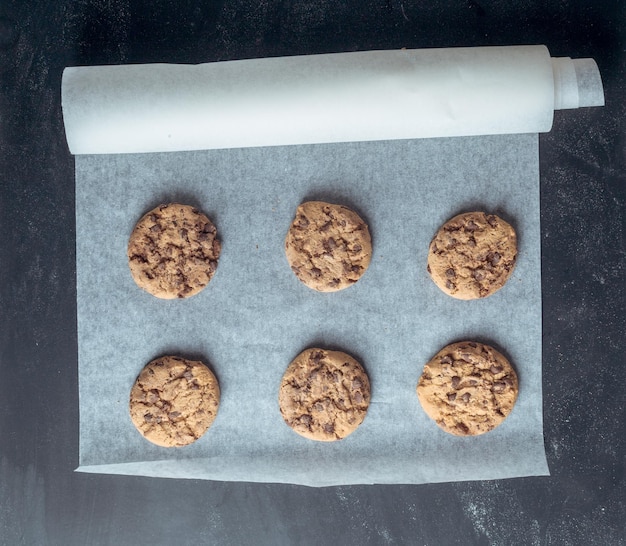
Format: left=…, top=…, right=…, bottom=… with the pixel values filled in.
left=1, top=1, right=624, bottom=544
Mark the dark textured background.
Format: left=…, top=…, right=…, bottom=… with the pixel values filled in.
left=0, top=1, right=624, bottom=544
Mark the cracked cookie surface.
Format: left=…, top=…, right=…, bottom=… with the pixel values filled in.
left=427, top=212, right=517, bottom=300
left=416, top=341, right=518, bottom=436
left=278, top=348, right=370, bottom=441
left=285, top=201, right=372, bottom=292
left=128, top=203, right=221, bottom=299
left=129, top=355, right=220, bottom=447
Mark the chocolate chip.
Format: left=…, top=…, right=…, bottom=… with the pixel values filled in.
left=456, top=422, right=470, bottom=434
left=352, top=378, right=362, bottom=389
left=130, top=253, right=148, bottom=263
left=488, top=252, right=501, bottom=266
left=299, top=414, right=312, bottom=426
left=352, top=244, right=362, bottom=252
left=319, top=221, right=332, bottom=232
left=311, top=351, right=324, bottom=363
left=323, top=423, right=335, bottom=434
left=460, top=392, right=471, bottom=403
left=465, top=220, right=478, bottom=232
left=451, top=376, right=460, bottom=389
left=487, top=215, right=498, bottom=227
left=440, top=355, right=452, bottom=365
left=447, top=393, right=457, bottom=402
left=168, top=411, right=181, bottom=420
left=354, top=392, right=363, bottom=403
left=473, top=269, right=486, bottom=281
left=492, top=382, right=506, bottom=393
left=445, top=268, right=456, bottom=278
left=311, top=267, right=322, bottom=277
left=490, top=365, right=503, bottom=374
left=144, top=413, right=153, bottom=423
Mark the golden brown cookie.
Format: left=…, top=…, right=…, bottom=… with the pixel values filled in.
left=128, top=203, right=221, bottom=299
left=416, top=341, right=518, bottom=436
left=427, top=212, right=517, bottom=300
left=278, top=348, right=371, bottom=441
left=129, top=355, right=220, bottom=447
left=285, top=201, right=372, bottom=292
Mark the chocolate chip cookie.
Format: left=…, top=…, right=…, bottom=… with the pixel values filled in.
left=427, top=212, right=517, bottom=300
left=129, top=355, right=220, bottom=447
left=416, top=341, right=518, bottom=436
left=128, top=203, right=221, bottom=299
left=285, top=201, right=372, bottom=292
left=278, top=348, right=371, bottom=441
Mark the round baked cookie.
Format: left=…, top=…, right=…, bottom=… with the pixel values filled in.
left=278, top=348, right=371, bottom=441
left=129, top=356, right=220, bottom=447
left=416, top=341, right=518, bottom=436
left=128, top=203, right=221, bottom=299
left=285, top=201, right=372, bottom=292
left=427, top=212, right=517, bottom=300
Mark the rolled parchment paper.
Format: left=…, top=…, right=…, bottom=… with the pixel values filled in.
left=61, top=45, right=604, bottom=155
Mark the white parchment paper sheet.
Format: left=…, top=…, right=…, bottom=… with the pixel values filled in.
left=76, top=134, right=549, bottom=486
